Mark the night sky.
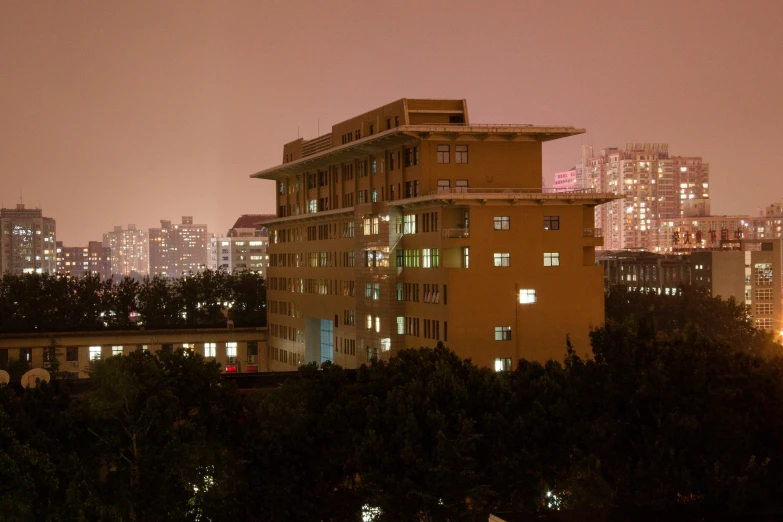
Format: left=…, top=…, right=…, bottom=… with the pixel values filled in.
left=2, top=0, right=781, bottom=245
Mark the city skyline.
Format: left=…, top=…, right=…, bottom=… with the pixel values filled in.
left=2, top=0, right=782, bottom=245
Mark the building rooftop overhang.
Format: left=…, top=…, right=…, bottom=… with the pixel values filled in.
left=251, top=124, right=585, bottom=181
left=388, top=188, right=621, bottom=208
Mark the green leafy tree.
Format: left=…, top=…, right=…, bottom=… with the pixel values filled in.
left=84, top=349, right=241, bottom=521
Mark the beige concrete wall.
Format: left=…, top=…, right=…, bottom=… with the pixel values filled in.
left=0, top=328, right=268, bottom=378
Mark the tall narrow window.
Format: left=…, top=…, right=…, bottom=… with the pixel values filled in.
left=226, top=342, right=237, bottom=358
left=462, top=247, right=470, bottom=268
left=455, top=145, right=468, bottom=163
left=204, top=342, right=216, bottom=357
left=437, top=145, right=450, bottom=163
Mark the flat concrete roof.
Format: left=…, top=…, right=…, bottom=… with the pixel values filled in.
left=251, top=124, right=585, bottom=181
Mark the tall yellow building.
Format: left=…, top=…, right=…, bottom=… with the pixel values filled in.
left=252, top=99, right=617, bottom=370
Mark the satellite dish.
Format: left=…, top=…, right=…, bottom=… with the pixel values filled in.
left=0, top=370, right=9, bottom=385
left=21, top=368, right=51, bottom=388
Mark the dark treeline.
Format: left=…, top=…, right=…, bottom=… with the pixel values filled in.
left=0, top=270, right=266, bottom=333
left=2, top=286, right=783, bottom=521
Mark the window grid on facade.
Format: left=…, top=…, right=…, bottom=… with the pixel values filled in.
left=455, top=145, right=468, bottom=164
left=519, top=289, right=536, bottom=304
left=494, top=253, right=510, bottom=267
left=437, top=144, right=450, bottom=163
left=494, top=216, right=510, bottom=230
left=495, top=357, right=512, bottom=372
left=544, top=253, right=560, bottom=267
left=494, top=326, right=512, bottom=341
left=89, top=346, right=101, bottom=361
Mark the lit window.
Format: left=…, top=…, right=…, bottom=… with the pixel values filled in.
left=226, top=342, right=237, bottom=357
left=397, top=317, right=405, bottom=334
left=544, top=216, right=560, bottom=230
left=494, top=253, right=510, bottom=267
left=89, top=346, right=102, bottom=361
left=437, top=144, right=450, bottom=163
left=366, top=314, right=373, bottom=330
left=494, top=326, right=512, bottom=341
left=494, top=216, right=510, bottom=230
left=494, top=358, right=512, bottom=372
left=375, top=316, right=380, bottom=333
left=111, top=345, right=123, bottom=356
left=462, top=247, right=470, bottom=268
left=544, top=253, right=560, bottom=267
left=519, top=289, right=536, bottom=304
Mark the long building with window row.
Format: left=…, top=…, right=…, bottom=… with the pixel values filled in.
left=252, top=98, right=619, bottom=369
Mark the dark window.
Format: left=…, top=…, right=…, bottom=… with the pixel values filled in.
left=437, top=145, right=450, bottom=164
left=395, top=116, right=400, bottom=126
left=20, top=348, right=32, bottom=362
left=162, top=344, right=173, bottom=353
left=247, top=341, right=258, bottom=356
left=66, top=347, right=79, bottom=362
left=455, top=145, right=468, bottom=163
left=386, top=118, right=391, bottom=129
left=544, top=216, right=560, bottom=230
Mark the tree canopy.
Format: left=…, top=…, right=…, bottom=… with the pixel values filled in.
left=0, top=285, right=782, bottom=520
left=0, top=270, right=267, bottom=333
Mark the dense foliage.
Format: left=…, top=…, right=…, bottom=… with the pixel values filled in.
left=1, top=286, right=782, bottom=520
left=0, top=270, right=266, bottom=333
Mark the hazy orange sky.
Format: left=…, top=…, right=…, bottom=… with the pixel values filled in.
left=2, top=0, right=782, bottom=245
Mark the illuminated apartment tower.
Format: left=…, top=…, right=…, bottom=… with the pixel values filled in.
left=0, top=204, right=56, bottom=275
left=582, top=144, right=709, bottom=250
left=252, top=98, right=618, bottom=370
left=56, top=241, right=112, bottom=280
left=102, top=224, right=148, bottom=276
left=149, top=217, right=209, bottom=278
left=212, top=214, right=274, bottom=276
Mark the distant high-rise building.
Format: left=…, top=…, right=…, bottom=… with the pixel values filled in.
left=149, top=216, right=209, bottom=278
left=0, top=204, right=56, bottom=275
left=581, top=143, right=710, bottom=250
left=552, top=167, right=577, bottom=192
left=56, top=241, right=112, bottom=280
left=102, top=224, right=148, bottom=277
left=212, top=214, right=274, bottom=276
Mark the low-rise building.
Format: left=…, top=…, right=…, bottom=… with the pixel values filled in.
left=0, top=327, right=268, bottom=379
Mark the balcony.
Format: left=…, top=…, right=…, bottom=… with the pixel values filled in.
left=442, top=228, right=470, bottom=239
left=583, top=228, right=604, bottom=238
left=583, top=227, right=604, bottom=247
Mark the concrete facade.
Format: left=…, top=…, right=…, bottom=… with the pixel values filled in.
left=253, top=98, right=618, bottom=369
